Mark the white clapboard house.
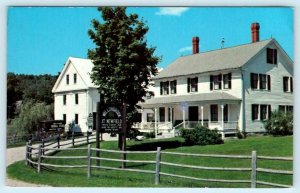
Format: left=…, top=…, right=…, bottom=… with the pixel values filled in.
left=52, top=57, right=100, bottom=133
left=138, top=23, right=293, bottom=138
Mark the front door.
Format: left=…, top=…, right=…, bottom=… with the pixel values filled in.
left=188, top=106, right=199, bottom=121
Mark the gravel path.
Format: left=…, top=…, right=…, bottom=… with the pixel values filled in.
left=6, top=145, right=50, bottom=187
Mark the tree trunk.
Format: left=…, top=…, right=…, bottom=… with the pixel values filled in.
left=121, top=101, right=127, bottom=168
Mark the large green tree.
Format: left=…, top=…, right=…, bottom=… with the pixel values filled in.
left=88, top=7, right=159, bottom=107
left=88, top=7, right=160, bottom=163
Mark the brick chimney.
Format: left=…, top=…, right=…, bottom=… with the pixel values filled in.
left=251, top=22, right=260, bottom=43
left=192, top=37, right=199, bottom=54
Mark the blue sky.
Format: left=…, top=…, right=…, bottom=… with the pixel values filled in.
left=7, top=7, right=293, bottom=75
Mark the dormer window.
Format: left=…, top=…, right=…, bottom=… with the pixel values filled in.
left=187, top=77, right=198, bottom=93
left=66, top=74, right=69, bottom=85
left=267, top=48, right=277, bottom=64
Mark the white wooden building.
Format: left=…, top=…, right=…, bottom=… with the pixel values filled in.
left=139, top=23, right=293, bottom=137
left=52, top=57, right=100, bottom=133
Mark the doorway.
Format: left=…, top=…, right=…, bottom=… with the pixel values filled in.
left=188, top=106, right=199, bottom=121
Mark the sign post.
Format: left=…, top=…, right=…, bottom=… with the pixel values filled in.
left=96, top=93, right=104, bottom=166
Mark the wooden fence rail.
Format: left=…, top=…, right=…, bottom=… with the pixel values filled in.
left=25, top=134, right=293, bottom=188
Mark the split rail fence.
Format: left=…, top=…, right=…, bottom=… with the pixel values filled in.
left=25, top=135, right=293, bottom=188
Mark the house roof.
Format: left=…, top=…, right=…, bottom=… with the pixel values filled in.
left=155, top=39, right=274, bottom=79
left=52, top=57, right=97, bottom=93
left=68, top=57, right=96, bottom=88
left=140, top=92, right=240, bottom=108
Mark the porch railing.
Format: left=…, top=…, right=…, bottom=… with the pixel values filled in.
left=185, top=121, right=238, bottom=131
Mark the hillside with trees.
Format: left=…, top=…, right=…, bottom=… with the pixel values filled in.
left=7, top=73, right=57, bottom=137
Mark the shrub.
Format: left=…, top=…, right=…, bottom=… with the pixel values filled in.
left=264, top=110, right=293, bottom=136
left=127, top=128, right=141, bottom=140
left=143, top=131, right=155, bottom=139
left=181, top=126, right=223, bottom=145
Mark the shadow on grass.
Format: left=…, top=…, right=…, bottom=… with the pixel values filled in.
left=127, top=140, right=185, bottom=151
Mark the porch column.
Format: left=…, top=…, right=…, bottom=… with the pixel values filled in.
left=170, top=107, right=175, bottom=137
left=141, top=108, right=144, bottom=130
left=182, top=108, right=186, bottom=129
left=201, top=105, right=204, bottom=126
left=221, top=104, right=225, bottom=139
left=154, top=108, right=158, bottom=138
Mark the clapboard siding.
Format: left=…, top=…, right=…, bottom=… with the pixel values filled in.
left=243, top=42, right=293, bottom=132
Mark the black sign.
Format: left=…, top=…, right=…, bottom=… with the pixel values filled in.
left=101, top=107, right=122, bottom=133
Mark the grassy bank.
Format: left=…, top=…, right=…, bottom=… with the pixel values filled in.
left=7, top=135, right=292, bottom=187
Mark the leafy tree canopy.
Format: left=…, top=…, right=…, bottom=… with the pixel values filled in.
left=88, top=7, right=160, bottom=115
left=7, top=73, right=57, bottom=119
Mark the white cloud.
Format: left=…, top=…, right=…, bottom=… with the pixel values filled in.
left=179, top=46, right=192, bottom=53
left=156, top=7, right=189, bottom=16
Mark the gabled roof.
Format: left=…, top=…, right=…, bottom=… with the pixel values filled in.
left=52, top=57, right=96, bottom=93
left=155, top=39, right=277, bottom=79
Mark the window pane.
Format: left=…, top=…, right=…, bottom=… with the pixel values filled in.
left=260, top=105, right=267, bottom=120
left=260, top=74, right=267, bottom=89
left=66, top=75, right=69, bottom=84
left=223, top=74, right=229, bottom=89
left=75, top=114, right=78, bottom=124
left=213, top=76, right=219, bottom=90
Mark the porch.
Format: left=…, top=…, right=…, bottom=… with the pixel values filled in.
left=136, top=93, right=242, bottom=138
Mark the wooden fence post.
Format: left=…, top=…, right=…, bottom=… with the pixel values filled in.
left=155, top=147, right=161, bottom=185
left=37, top=145, right=42, bottom=173
left=57, top=135, right=60, bottom=149
left=72, top=132, right=75, bottom=147
left=29, top=140, right=32, bottom=162
left=87, top=132, right=89, bottom=144
left=87, top=144, right=91, bottom=178
left=41, top=139, right=45, bottom=155
left=251, top=151, right=257, bottom=188
left=25, top=142, right=29, bottom=166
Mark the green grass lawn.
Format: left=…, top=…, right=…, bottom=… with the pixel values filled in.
left=7, top=135, right=293, bottom=187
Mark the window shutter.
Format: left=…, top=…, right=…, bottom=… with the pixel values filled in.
left=187, top=78, right=190, bottom=93
left=259, top=74, right=263, bottom=89
left=274, top=49, right=277, bottom=64
left=250, top=73, right=254, bottom=89
left=283, top=77, right=288, bottom=92
left=174, top=80, right=177, bottom=94
left=290, top=77, right=293, bottom=92
left=268, top=105, right=272, bottom=119
left=166, top=81, right=169, bottom=95
left=252, top=104, right=256, bottom=120
left=267, top=75, right=271, bottom=90
left=228, top=73, right=232, bottom=89
left=218, top=74, right=222, bottom=89
left=195, top=77, right=198, bottom=92
left=210, top=75, right=213, bottom=90
left=160, top=82, right=163, bottom=95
